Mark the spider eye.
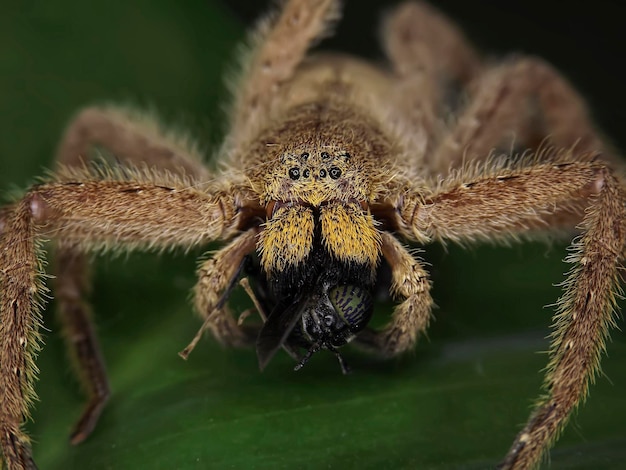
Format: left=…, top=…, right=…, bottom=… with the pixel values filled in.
left=329, top=167, right=342, bottom=179
left=319, top=169, right=327, bottom=178
left=303, top=169, right=310, bottom=178
left=288, top=167, right=300, bottom=180
left=321, top=151, right=331, bottom=160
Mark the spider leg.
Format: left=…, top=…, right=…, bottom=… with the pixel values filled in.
left=355, top=232, right=433, bottom=356
left=51, top=104, right=217, bottom=445
left=431, top=57, right=610, bottom=175
left=382, top=1, right=480, bottom=158
left=53, top=250, right=109, bottom=446
left=0, top=171, right=241, bottom=469
left=55, top=105, right=211, bottom=178
left=226, top=0, right=340, bottom=153
left=192, top=229, right=259, bottom=350
left=398, top=158, right=626, bottom=469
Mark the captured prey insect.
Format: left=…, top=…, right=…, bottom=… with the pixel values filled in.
left=1, top=0, right=625, bottom=469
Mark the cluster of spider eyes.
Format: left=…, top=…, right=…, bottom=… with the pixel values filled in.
left=288, top=166, right=342, bottom=180
left=287, top=151, right=349, bottom=181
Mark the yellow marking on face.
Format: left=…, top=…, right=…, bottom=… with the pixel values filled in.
left=258, top=204, right=314, bottom=273
left=320, top=203, right=380, bottom=269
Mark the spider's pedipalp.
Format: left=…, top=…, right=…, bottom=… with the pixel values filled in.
left=355, top=232, right=433, bottom=357
left=192, top=228, right=260, bottom=350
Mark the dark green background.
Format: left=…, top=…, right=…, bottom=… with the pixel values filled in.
left=1, top=1, right=625, bottom=469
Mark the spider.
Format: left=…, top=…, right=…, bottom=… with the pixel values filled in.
left=1, top=0, right=624, bottom=469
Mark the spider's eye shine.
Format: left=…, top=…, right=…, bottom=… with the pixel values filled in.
left=319, top=169, right=327, bottom=178
left=288, top=167, right=300, bottom=180
left=303, top=169, right=310, bottom=178
left=329, top=167, right=342, bottom=179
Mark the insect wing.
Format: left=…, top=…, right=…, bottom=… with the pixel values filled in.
left=256, top=300, right=307, bottom=371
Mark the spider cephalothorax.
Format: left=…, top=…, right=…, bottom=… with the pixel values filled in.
left=1, top=1, right=624, bottom=469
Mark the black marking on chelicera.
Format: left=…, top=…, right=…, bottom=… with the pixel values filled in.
left=257, top=299, right=308, bottom=371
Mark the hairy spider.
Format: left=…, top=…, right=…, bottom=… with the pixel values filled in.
left=1, top=1, right=624, bottom=469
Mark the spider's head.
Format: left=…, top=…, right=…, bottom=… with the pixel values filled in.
left=248, top=107, right=394, bottom=372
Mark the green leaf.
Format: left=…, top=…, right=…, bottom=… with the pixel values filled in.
left=1, top=1, right=625, bottom=469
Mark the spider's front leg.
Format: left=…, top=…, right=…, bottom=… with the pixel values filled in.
left=397, top=157, right=626, bottom=469
left=0, top=173, right=242, bottom=470
left=356, top=232, right=433, bottom=357
left=50, top=103, right=214, bottom=445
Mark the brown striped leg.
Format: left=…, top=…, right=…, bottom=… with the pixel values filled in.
left=382, top=1, right=481, bottom=159
left=52, top=103, right=213, bottom=444
left=431, top=57, right=608, bottom=175
left=399, top=159, right=625, bottom=469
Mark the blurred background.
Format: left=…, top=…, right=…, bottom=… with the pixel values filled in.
left=1, top=1, right=625, bottom=468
